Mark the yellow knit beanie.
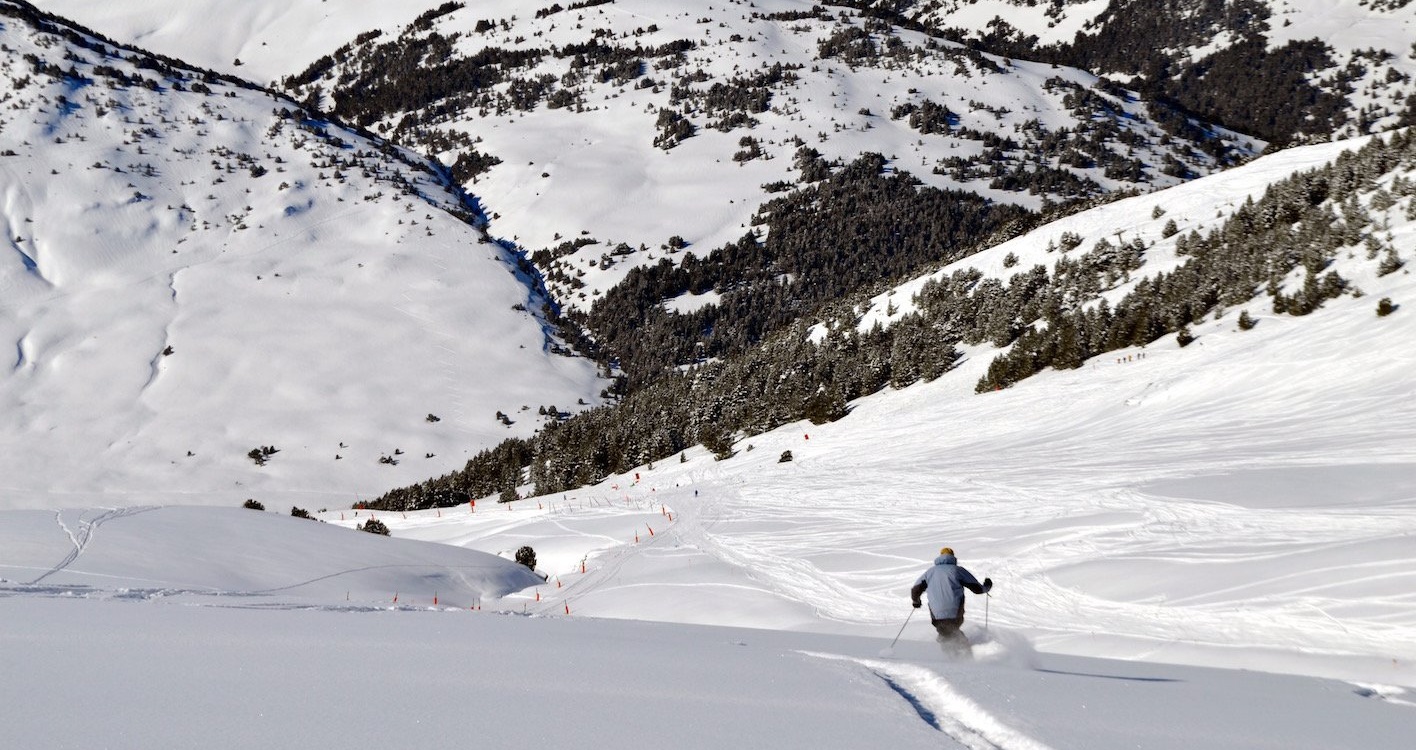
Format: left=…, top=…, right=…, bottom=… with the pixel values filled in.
left=939, top=547, right=954, bottom=556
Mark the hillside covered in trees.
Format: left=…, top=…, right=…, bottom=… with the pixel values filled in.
left=371, top=130, right=1414, bottom=510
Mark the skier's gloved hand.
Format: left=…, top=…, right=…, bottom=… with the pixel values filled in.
left=982, top=577, right=993, bottom=593
left=911, top=599, right=922, bottom=609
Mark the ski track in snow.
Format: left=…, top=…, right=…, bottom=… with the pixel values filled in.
left=805, top=652, right=1055, bottom=750
left=30, top=506, right=157, bottom=585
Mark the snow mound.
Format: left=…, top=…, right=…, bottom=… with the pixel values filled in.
left=0, top=506, right=541, bottom=608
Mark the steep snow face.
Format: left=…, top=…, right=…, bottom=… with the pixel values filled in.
left=0, top=4, right=605, bottom=509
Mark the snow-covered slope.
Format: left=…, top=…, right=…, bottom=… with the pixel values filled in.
left=3, top=503, right=1414, bottom=749
left=0, top=2, right=605, bottom=509
left=0, top=505, right=539, bottom=605
left=354, top=132, right=1416, bottom=690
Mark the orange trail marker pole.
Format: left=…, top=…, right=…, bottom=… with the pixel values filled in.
left=565, top=603, right=571, bottom=615
left=535, top=590, right=540, bottom=602
left=647, top=525, right=654, bottom=536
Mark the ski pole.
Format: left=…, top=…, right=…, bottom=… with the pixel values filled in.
left=887, top=607, right=917, bottom=651
left=984, top=592, right=990, bottom=634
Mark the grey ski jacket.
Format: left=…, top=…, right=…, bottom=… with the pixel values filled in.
left=910, top=554, right=986, bottom=621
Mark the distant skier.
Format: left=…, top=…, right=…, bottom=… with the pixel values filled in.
left=910, top=547, right=991, bottom=654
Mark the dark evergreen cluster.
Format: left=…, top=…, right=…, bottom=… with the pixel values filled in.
left=570, top=151, right=1034, bottom=389
left=372, top=308, right=960, bottom=510
left=357, top=517, right=391, bottom=536
left=652, top=107, right=695, bottom=150
left=929, top=76, right=1239, bottom=197
left=667, top=62, right=801, bottom=134
left=891, top=99, right=955, bottom=135
left=286, top=14, right=694, bottom=135
left=916, top=0, right=1368, bottom=145
left=967, top=130, right=1416, bottom=390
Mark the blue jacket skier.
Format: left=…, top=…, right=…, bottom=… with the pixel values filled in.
left=910, top=548, right=991, bottom=643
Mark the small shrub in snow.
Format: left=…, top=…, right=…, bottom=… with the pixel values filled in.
left=290, top=506, right=313, bottom=519
left=1176, top=326, right=1196, bottom=347
left=357, top=518, right=390, bottom=536
left=1237, top=310, right=1257, bottom=330
left=779, top=450, right=794, bottom=463
left=1376, top=297, right=1397, bottom=317
left=242, top=499, right=265, bottom=511
left=515, top=546, right=537, bottom=570
left=1377, top=248, right=1404, bottom=276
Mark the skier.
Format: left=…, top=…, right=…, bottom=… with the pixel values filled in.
left=910, top=547, right=992, bottom=654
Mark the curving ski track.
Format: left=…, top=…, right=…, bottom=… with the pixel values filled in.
left=30, top=506, right=158, bottom=585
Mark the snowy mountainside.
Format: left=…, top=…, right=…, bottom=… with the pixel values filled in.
left=889, top=0, right=1416, bottom=142
left=276, top=0, right=1262, bottom=310
left=373, top=130, right=1416, bottom=513
left=345, top=136, right=1416, bottom=692
left=0, top=1, right=604, bottom=510
left=30, top=0, right=452, bottom=85
left=861, top=131, right=1416, bottom=333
